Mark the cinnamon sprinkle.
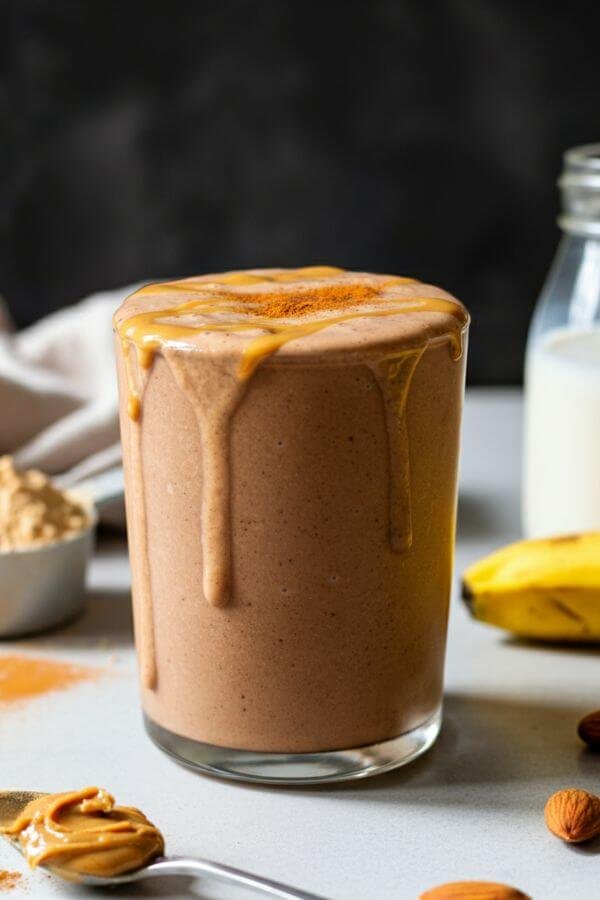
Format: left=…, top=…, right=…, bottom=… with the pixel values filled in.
left=225, top=283, right=383, bottom=318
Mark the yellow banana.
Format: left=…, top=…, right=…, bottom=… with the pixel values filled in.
left=462, top=532, right=600, bottom=641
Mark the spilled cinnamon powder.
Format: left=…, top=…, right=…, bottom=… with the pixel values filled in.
left=0, top=656, right=97, bottom=704
left=0, top=871, right=21, bottom=892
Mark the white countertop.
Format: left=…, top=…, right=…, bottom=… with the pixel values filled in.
left=2, top=389, right=597, bottom=900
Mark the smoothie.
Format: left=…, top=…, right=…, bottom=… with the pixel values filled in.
left=114, top=267, right=468, bottom=779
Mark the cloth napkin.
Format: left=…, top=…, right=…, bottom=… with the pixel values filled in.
left=0, top=284, right=139, bottom=524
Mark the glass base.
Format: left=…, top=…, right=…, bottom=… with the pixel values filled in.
left=144, top=706, right=442, bottom=785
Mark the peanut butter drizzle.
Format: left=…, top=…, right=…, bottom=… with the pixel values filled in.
left=0, top=788, right=163, bottom=880
left=116, top=267, right=468, bottom=687
left=118, top=269, right=463, bottom=383
left=162, top=350, right=248, bottom=608
left=368, top=349, right=426, bottom=551
left=121, top=347, right=156, bottom=688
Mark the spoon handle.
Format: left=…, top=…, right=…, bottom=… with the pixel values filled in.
left=143, top=855, right=328, bottom=899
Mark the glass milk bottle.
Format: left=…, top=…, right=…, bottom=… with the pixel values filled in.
left=524, top=143, right=600, bottom=537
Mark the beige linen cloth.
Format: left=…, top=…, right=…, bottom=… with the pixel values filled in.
left=0, top=284, right=138, bottom=524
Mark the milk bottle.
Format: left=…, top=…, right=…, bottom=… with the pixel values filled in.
left=523, top=145, right=600, bottom=537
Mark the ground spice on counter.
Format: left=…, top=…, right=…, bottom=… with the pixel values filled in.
left=0, top=871, right=22, bottom=892
left=0, top=655, right=98, bottom=704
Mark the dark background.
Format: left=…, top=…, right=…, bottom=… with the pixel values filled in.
left=2, top=1, right=599, bottom=383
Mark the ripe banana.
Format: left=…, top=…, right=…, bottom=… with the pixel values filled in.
left=462, top=532, right=600, bottom=641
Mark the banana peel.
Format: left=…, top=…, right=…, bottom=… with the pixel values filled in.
left=462, top=532, right=600, bottom=642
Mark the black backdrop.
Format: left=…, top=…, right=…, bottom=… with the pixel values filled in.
left=3, top=1, right=600, bottom=383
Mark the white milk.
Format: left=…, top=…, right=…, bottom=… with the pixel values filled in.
left=523, top=324, right=600, bottom=537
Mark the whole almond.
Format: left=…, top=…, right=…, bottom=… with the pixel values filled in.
left=419, top=882, right=530, bottom=899
left=578, top=710, right=600, bottom=749
left=544, top=788, right=600, bottom=842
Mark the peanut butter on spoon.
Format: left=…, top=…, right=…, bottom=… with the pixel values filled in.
left=0, top=790, right=326, bottom=897
left=0, top=787, right=163, bottom=880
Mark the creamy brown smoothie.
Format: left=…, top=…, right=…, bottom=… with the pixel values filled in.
left=114, top=267, right=468, bottom=771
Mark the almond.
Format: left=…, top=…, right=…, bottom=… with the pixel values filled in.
left=419, top=882, right=529, bottom=899
left=578, top=710, right=600, bottom=749
left=544, top=787, right=600, bottom=842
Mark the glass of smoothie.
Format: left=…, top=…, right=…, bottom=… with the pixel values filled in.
left=114, top=267, right=469, bottom=784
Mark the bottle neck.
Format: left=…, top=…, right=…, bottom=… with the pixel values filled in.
left=558, top=143, right=600, bottom=238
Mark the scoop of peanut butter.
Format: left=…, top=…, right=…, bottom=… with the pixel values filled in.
left=0, top=787, right=164, bottom=879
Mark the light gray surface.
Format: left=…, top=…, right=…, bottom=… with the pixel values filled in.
left=1, top=389, right=597, bottom=900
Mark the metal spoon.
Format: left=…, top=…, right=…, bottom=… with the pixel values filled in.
left=0, top=791, right=326, bottom=899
